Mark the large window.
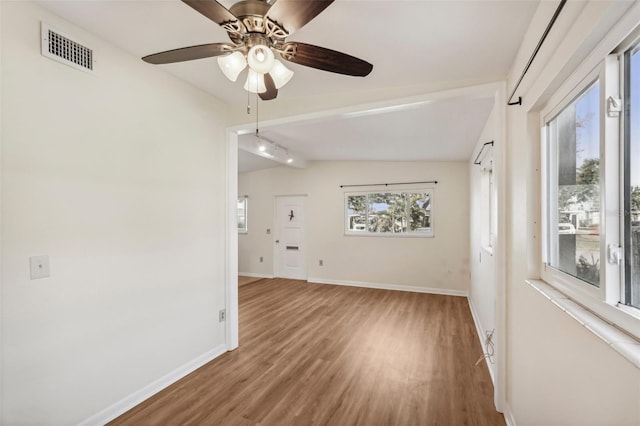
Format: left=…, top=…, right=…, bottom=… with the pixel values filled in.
left=345, top=190, right=433, bottom=237
left=546, top=81, right=601, bottom=287
left=542, top=34, right=640, bottom=321
left=624, top=42, right=640, bottom=309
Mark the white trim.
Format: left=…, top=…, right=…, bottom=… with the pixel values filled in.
left=468, top=297, right=496, bottom=385
left=226, top=130, right=239, bottom=351
left=503, top=403, right=517, bottom=426
left=308, top=277, right=468, bottom=297
left=78, top=344, right=227, bottom=426
left=238, top=272, right=274, bottom=279
left=527, top=279, right=640, bottom=369
left=493, top=82, right=508, bottom=414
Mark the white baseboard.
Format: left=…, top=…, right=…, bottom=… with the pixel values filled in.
left=78, top=344, right=227, bottom=426
left=238, top=272, right=273, bottom=279
left=503, top=403, right=517, bottom=426
left=307, top=277, right=468, bottom=297
left=467, top=298, right=496, bottom=385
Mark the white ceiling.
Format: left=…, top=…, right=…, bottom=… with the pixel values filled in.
left=38, top=0, right=539, bottom=171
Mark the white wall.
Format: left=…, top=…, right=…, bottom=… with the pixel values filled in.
left=1, top=2, right=229, bottom=424
left=239, top=161, right=470, bottom=294
left=469, top=104, right=497, bottom=381
left=504, top=1, right=640, bottom=424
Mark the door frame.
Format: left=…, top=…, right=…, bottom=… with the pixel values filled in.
left=225, top=83, right=506, bottom=413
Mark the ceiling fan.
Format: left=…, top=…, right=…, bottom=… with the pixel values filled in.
left=142, top=0, right=373, bottom=101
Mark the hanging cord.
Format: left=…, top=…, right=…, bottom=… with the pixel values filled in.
left=475, top=329, right=496, bottom=365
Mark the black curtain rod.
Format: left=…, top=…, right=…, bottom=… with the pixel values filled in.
left=340, top=180, right=438, bottom=188
left=473, top=141, right=494, bottom=165
left=507, top=0, right=567, bottom=106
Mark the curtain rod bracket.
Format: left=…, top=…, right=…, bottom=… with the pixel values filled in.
left=507, top=97, right=522, bottom=106
left=474, top=141, right=494, bottom=165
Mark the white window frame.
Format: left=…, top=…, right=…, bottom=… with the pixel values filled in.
left=344, top=189, right=434, bottom=238
left=540, top=35, right=640, bottom=340
left=237, top=196, right=248, bottom=234
left=480, top=149, right=496, bottom=253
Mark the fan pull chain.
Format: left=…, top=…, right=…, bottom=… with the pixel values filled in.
left=247, top=87, right=251, bottom=115
left=255, top=91, right=259, bottom=136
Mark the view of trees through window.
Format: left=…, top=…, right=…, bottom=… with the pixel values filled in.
left=626, top=45, right=640, bottom=308
left=346, top=191, right=432, bottom=235
left=548, top=81, right=600, bottom=287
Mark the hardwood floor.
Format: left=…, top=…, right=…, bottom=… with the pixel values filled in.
left=238, top=275, right=264, bottom=286
left=110, top=279, right=504, bottom=426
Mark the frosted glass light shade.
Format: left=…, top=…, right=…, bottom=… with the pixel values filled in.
left=247, top=45, right=275, bottom=74
left=270, top=60, right=294, bottom=89
left=244, top=69, right=267, bottom=93
left=217, top=52, right=247, bottom=82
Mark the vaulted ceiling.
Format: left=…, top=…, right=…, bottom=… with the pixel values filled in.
left=38, top=0, right=539, bottom=171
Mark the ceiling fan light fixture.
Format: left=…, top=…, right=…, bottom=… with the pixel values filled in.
left=247, top=45, right=275, bottom=74
left=244, top=69, right=267, bottom=93
left=270, top=60, right=294, bottom=89
left=217, top=51, right=247, bottom=82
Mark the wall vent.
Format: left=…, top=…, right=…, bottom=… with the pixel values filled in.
left=41, top=22, right=95, bottom=73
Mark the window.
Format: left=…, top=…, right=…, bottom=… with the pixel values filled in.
left=345, top=190, right=433, bottom=237
left=479, top=150, right=496, bottom=250
left=624, top=41, right=640, bottom=309
left=541, top=31, right=640, bottom=331
left=546, top=81, right=601, bottom=287
left=237, top=196, right=247, bottom=233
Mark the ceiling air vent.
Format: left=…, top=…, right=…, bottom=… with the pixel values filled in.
left=41, top=22, right=95, bottom=74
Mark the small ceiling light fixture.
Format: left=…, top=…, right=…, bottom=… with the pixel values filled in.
left=217, top=51, right=247, bottom=82
left=218, top=41, right=294, bottom=96
left=244, top=69, right=267, bottom=94
left=142, top=0, right=373, bottom=102
left=270, top=60, right=295, bottom=89
left=246, top=45, right=275, bottom=74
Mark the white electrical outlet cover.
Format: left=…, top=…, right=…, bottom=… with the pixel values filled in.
left=30, top=255, right=50, bottom=280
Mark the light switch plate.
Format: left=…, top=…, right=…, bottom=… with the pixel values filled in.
left=30, top=255, right=50, bottom=280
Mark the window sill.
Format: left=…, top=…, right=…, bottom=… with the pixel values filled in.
left=526, top=279, right=640, bottom=369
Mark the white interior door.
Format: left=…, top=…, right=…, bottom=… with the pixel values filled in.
left=275, top=196, right=306, bottom=280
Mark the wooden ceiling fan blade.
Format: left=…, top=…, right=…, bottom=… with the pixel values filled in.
left=182, top=0, right=244, bottom=33
left=281, top=42, right=373, bottom=77
left=259, top=73, right=278, bottom=101
left=265, top=0, right=334, bottom=36
left=142, top=43, right=234, bottom=64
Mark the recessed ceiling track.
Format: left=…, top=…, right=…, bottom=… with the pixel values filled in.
left=507, top=0, right=567, bottom=106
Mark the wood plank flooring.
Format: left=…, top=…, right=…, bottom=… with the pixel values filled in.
left=110, top=279, right=504, bottom=426
left=238, top=275, right=263, bottom=286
